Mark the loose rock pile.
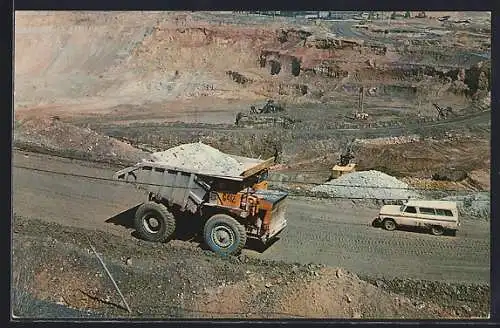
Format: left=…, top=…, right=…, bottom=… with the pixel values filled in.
left=311, top=170, right=420, bottom=200
left=149, top=142, right=248, bottom=176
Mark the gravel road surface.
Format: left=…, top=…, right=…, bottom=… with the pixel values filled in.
left=12, top=150, right=490, bottom=283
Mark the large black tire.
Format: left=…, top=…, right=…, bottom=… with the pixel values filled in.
left=134, top=202, right=176, bottom=243
left=382, top=218, right=397, bottom=231
left=203, top=214, right=247, bottom=256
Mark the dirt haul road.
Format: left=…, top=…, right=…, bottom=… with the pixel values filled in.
left=12, top=150, right=490, bottom=284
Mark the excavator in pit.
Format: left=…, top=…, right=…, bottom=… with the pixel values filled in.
left=433, top=103, right=455, bottom=120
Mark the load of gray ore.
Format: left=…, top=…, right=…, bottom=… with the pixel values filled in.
left=311, top=170, right=421, bottom=201
left=148, top=142, right=248, bottom=176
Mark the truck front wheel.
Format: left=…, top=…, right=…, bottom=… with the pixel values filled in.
left=203, top=214, right=247, bottom=256
left=134, top=202, right=176, bottom=243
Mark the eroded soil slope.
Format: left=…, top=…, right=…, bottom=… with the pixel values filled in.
left=12, top=216, right=489, bottom=319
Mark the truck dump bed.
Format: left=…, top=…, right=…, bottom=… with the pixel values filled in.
left=113, top=155, right=276, bottom=213
left=114, top=162, right=215, bottom=212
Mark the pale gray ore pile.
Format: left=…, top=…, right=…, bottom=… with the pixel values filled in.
left=148, top=142, right=248, bottom=176
left=312, top=170, right=420, bottom=200
left=442, top=192, right=490, bottom=219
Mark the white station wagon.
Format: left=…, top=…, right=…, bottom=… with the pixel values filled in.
left=374, top=200, right=460, bottom=236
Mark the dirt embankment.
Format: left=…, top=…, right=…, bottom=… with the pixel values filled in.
left=13, top=117, right=149, bottom=166
left=12, top=216, right=489, bottom=319
left=355, top=136, right=490, bottom=183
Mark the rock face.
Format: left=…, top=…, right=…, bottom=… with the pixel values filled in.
left=312, top=170, right=420, bottom=200
left=149, top=142, right=248, bottom=176
left=442, top=192, right=490, bottom=219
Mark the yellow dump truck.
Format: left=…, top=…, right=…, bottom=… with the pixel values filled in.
left=113, top=155, right=287, bottom=256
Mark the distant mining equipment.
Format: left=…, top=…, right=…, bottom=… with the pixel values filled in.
left=249, top=99, right=286, bottom=114
left=346, top=86, right=370, bottom=121
left=235, top=112, right=299, bottom=129
left=433, top=103, right=455, bottom=120
left=234, top=99, right=296, bottom=128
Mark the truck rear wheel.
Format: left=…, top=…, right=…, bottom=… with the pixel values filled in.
left=134, top=202, right=176, bottom=243
left=203, top=214, right=247, bottom=256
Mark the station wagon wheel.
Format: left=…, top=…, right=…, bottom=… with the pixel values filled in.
left=431, top=225, right=444, bottom=236
left=382, top=219, right=396, bottom=231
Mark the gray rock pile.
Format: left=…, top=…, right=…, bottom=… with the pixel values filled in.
left=148, top=142, right=247, bottom=176
left=311, top=170, right=420, bottom=200
left=442, top=192, right=490, bottom=219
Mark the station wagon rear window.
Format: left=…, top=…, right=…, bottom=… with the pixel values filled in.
left=418, top=207, right=436, bottom=215
left=435, top=208, right=454, bottom=217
